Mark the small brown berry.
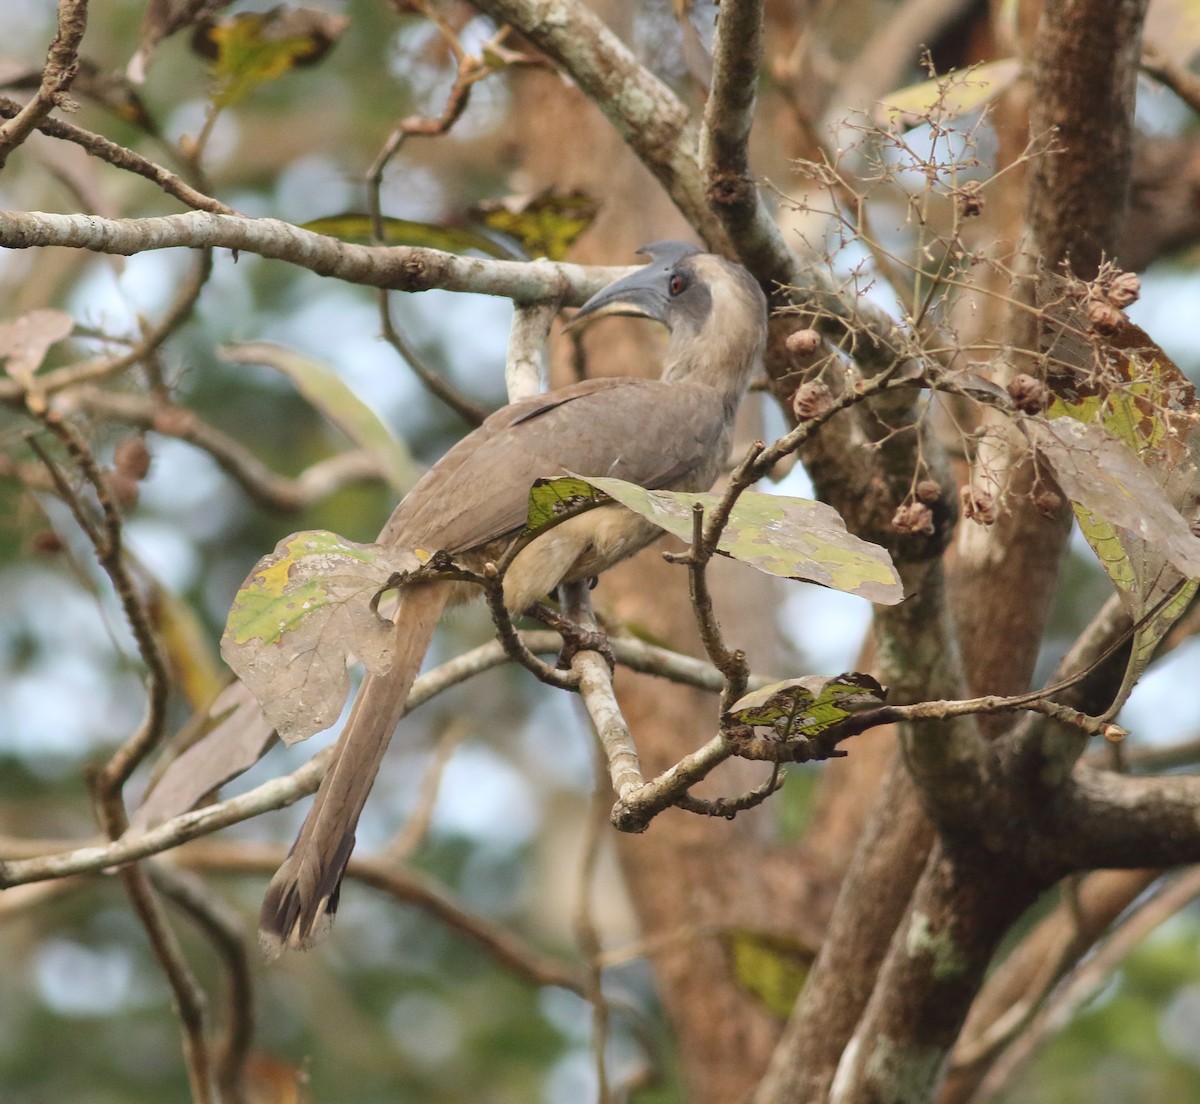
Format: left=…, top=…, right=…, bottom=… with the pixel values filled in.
left=1087, top=299, right=1122, bottom=335
left=786, top=328, right=822, bottom=357
left=915, top=479, right=941, bottom=503
left=103, top=470, right=139, bottom=511
left=960, top=485, right=998, bottom=525
left=892, top=501, right=935, bottom=535
left=1105, top=271, right=1140, bottom=309
left=113, top=436, right=151, bottom=480
left=1007, top=373, right=1047, bottom=414
left=1035, top=490, right=1063, bottom=518
left=792, top=379, right=834, bottom=421
left=31, top=529, right=64, bottom=554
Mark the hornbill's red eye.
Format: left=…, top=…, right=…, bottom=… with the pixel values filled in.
left=669, top=273, right=686, bottom=295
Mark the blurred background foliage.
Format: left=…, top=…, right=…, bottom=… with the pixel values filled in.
left=1, top=0, right=1200, bottom=1102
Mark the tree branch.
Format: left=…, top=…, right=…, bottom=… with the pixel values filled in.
left=0, top=208, right=627, bottom=301
left=0, top=0, right=88, bottom=169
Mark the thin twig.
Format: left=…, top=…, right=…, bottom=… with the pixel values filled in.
left=0, top=96, right=237, bottom=214
left=119, top=863, right=217, bottom=1103
left=66, top=388, right=386, bottom=512
left=381, top=719, right=469, bottom=862
left=0, top=0, right=89, bottom=169
left=969, top=867, right=1200, bottom=1104
left=0, top=631, right=769, bottom=887
left=180, top=841, right=586, bottom=993
left=149, top=864, right=253, bottom=1104
left=1, top=249, right=214, bottom=404
left=379, top=293, right=489, bottom=425
left=578, top=737, right=615, bottom=1104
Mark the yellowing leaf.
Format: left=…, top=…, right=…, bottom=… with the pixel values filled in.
left=221, top=530, right=411, bottom=744
left=473, top=190, right=599, bottom=260
left=564, top=476, right=904, bottom=604
left=525, top=476, right=606, bottom=534
left=723, top=929, right=812, bottom=1019
left=192, top=8, right=349, bottom=108
left=154, top=584, right=225, bottom=711
left=302, top=214, right=516, bottom=259
left=1041, top=292, right=1200, bottom=701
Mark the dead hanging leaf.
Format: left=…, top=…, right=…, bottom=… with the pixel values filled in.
left=0, top=309, right=74, bottom=386
left=560, top=475, right=904, bottom=605
left=473, top=190, right=600, bottom=260
left=301, top=213, right=516, bottom=259
left=192, top=7, right=350, bottom=108
left=1027, top=416, right=1200, bottom=579
left=220, top=343, right=415, bottom=494
left=1037, top=281, right=1200, bottom=702
left=221, top=530, right=411, bottom=744
left=727, top=673, right=887, bottom=742
left=128, top=681, right=276, bottom=833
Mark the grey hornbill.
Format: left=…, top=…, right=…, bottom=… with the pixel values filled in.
left=259, top=241, right=767, bottom=953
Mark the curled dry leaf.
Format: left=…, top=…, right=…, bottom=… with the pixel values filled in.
left=0, top=309, right=74, bottom=386
left=960, top=486, right=998, bottom=525
left=893, top=501, right=935, bottom=535
left=1026, top=416, right=1200, bottom=579
left=1086, top=299, right=1122, bottom=335
left=1007, top=373, right=1047, bottom=414
left=792, top=379, right=834, bottom=421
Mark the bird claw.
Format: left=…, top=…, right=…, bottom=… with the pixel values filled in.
left=555, top=626, right=616, bottom=672
left=528, top=601, right=616, bottom=671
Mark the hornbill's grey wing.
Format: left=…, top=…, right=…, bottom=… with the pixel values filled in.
left=381, top=377, right=727, bottom=555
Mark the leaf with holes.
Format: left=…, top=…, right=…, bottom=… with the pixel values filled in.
left=221, top=530, right=407, bottom=744
left=727, top=674, right=886, bottom=741
left=524, top=476, right=607, bottom=535
left=573, top=476, right=903, bottom=604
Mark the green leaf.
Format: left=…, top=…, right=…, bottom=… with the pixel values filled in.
left=220, top=342, right=414, bottom=494
left=473, top=190, right=600, bottom=260
left=524, top=476, right=607, bottom=534
left=570, top=476, right=904, bottom=604
left=192, top=8, right=349, bottom=108
left=723, top=929, right=812, bottom=1019
left=220, top=530, right=409, bottom=744
left=727, top=673, right=886, bottom=741
left=301, top=214, right=516, bottom=259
